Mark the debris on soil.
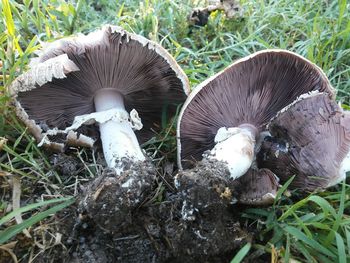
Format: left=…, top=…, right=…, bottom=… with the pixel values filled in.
left=79, top=160, right=157, bottom=233
left=175, top=158, right=234, bottom=215
left=176, top=158, right=279, bottom=206
left=189, top=0, right=242, bottom=27
left=49, top=159, right=252, bottom=263
left=1, top=152, right=276, bottom=263
left=50, top=153, right=84, bottom=178
left=189, top=8, right=211, bottom=27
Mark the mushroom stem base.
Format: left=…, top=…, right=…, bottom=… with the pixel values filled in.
left=205, top=126, right=256, bottom=180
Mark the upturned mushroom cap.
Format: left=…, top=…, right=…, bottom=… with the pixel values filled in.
left=257, top=92, right=350, bottom=190
left=177, top=49, right=335, bottom=169
left=232, top=168, right=279, bottom=205
left=9, top=25, right=190, bottom=151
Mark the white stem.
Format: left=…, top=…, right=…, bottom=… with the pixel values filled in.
left=94, top=89, right=145, bottom=170
left=206, top=125, right=257, bottom=180
left=335, top=149, right=350, bottom=187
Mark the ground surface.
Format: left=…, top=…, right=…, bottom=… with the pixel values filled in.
left=0, top=0, right=350, bottom=262
left=33, top=158, right=251, bottom=263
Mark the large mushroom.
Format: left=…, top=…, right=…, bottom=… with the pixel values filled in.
left=177, top=49, right=334, bottom=180
left=257, top=92, right=350, bottom=190
left=9, top=25, right=190, bottom=172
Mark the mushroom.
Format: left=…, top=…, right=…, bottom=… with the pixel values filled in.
left=177, top=49, right=334, bottom=180
left=231, top=168, right=280, bottom=205
left=9, top=25, right=190, bottom=172
left=257, top=92, right=350, bottom=190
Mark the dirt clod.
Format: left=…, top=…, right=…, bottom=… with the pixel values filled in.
left=49, top=159, right=253, bottom=262
left=80, top=160, right=157, bottom=233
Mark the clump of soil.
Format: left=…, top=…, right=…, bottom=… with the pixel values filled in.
left=52, top=158, right=252, bottom=262
left=80, top=160, right=156, bottom=232
left=175, top=158, right=235, bottom=225
left=176, top=158, right=278, bottom=207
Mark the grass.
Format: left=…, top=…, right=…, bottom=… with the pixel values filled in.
left=0, top=0, right=349, bottom=262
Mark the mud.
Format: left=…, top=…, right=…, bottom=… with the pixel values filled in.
left=50, top=158, right=252, bottom=263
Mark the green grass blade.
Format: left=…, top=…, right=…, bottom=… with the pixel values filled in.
left=291, top=211, right=312, bottom=238
left=326, top=181, right=346, bottom=244
left=279, top=198, right=307, bottom=221
left=274, top=175, right=295, bottom=205
left=338, top=0, right=346, bottom=26
left=293, top=241, right=317, bottom=263
left=2, top=0, right=15, bottom=37
left=284, top=226, right=335, bottom=258
left=0, top=197, right=75, bottom=244
left=0, top=32, right=7, bottom=45
left=284, top=233, right=290, bottom=262
left=308, top=195, right=337, bottom=218
left=335, top=231, right=347, bottom=263
left=0, top=197, right=74, bottom=226
left=230, top=243, right=251, bottom=263
left=345, top=227, right=350, bottom=257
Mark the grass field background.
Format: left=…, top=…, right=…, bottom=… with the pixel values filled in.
left=0, top=0, right=350, bottom=262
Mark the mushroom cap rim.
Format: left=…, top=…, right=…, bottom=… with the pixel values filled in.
left=176, top=49, right=335, bottom=170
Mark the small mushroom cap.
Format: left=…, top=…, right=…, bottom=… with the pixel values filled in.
left=10, top=26, right=190, bottom=150
left=177, top=49, right=335, bottom=169
left=232, top=168, right=279, bottom=205
left=257, top=92, right=350, bottom=190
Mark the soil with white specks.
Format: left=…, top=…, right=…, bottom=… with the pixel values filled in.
left=35, top=157, right=254, bottom=263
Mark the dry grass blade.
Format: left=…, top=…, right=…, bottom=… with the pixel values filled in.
left=11, top=175, right=31, bottom=238
left=0, top=241, right=18, bottom=263
left=0, top=137, right=8, bottom=150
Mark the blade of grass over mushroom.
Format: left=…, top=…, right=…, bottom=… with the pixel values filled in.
left=8, top=115, right=56, bottom=169
left=274, top=175, right=295, bottom=205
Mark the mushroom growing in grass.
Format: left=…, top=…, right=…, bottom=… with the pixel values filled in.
left=9, top=25, right=190, bottom=172
left=257, top=92, right=350, bottom=190
left=231, top=168, right=280, bottom=205
left=177, top=49, right=334, bottom=180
